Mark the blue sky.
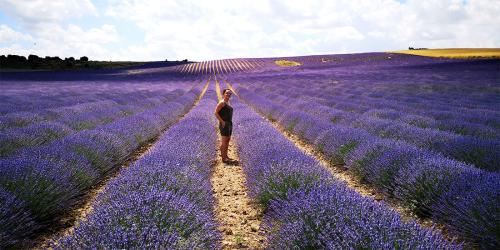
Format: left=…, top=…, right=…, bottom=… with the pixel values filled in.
left=0, top=0, right=498, bottom=61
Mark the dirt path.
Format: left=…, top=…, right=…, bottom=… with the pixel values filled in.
left=34, top=79, right=211, bottom=249
left=212, top=77, right=264, bottom=249
left=211, top=138, right=265, bottom=249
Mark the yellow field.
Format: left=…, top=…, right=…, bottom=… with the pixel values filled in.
left=275, top=60, right=302, bottom=67
left=392, top=48, right=500, bottom=59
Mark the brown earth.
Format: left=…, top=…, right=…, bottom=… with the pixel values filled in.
left=211, top=136, right=265, bottom=249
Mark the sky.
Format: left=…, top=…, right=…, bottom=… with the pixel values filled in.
left=0, top=0, right=499, bottom=61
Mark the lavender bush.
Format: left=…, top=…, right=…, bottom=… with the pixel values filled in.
left=0, top=82, right=205, bottom=248
left=237, top=83, right=499, bottom=171
left=1, top=51, right=497, bottom=248
left=0, top=86, right=195, bottom=159
left=229, top=92, right=458, bottom=248
left=264, top=184, right=459, bottom=249
left=0, top=187, right=38, bottom=247
left=54, top=82, right=221, bottom=249
left=433, top=172, right=499, bottom=248
left=240, top=90, right=499, bottom=247
left=228, top=55, right=499, bottom=248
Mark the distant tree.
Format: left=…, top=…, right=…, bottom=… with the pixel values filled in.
left=65, top=57, right=75, bottom=61
left=28, top=54, right=40, bottom=61
left=28, top=54, right=41, bottom=69
left=65, top=60, right=74, bottom=68
left=80, top=56, right=89, bottom=62
left=182, top=59, right=188, bottom=62
left=3, top=55, right=27, bottom=68
left=0, top=55, right=6, bottom=67
left=7, top=54, right=27, bottom=62
left=165, top=59, right=169, bottom=62
left=409, top=47, right=414, bottom=50
left=45, top=56, right=62, bottom=61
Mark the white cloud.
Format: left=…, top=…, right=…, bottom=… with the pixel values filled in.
left=0, top=23, right=119, bottom=59
left=0, top=0, right=118, bottom=59
left=1, top=0, right=499, bottom=60
left=103, top=0, right=500, bottom=60
left=0, top=43, right=34, bottom=56
left=0, top=24, right=33, bottom=43
left=0, top=0, right=97, bottom=28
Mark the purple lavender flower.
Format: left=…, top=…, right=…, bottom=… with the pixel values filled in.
left=393, top=156, right=480, bottom=217
left=232, top=99, right=330, bottom=208
left=264, top=184, right=460, bottom=249
left=433, top=172, right=500, bottom=248
left=229, top=93, right=455, bottom=248
left=53, top=82, right=221, bottom=248
left=0, top=156, right=80, bottom=221
left=56, top=189, right=220, bottom=249
left=314, top=125, right=372, bottom=165
left=0, top=187, right=37, bottom=248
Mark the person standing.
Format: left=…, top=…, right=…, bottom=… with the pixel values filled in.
left=215, top=89, right=234, bottom=163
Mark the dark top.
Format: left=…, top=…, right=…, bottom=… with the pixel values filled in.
left=218, top=102, right=233, bottom=122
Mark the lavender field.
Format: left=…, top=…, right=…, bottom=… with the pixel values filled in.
left=0, top=52, right=499, bottom=249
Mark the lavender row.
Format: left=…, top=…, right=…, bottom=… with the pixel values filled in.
left=271, top=76, right=497, bottom=114
left=254, top=79, right=500, bottom=136
left=54, top=82, right=221, bottom=249
left=0, top=83, right=191, bottom=131
left=0, top=80, right=191, bottom=114
left=362, top=108, right=498, bottom=140
left=247, top=78, right=500, bottom=138
left=318, top=93, right=500, bottom=136
left=0, top=87, right=193, bottom=158
left=258, top=54, right=498, bottom=114
left=0, top=83, right=205, bottom=248
left=228, top=94, right=457, bottom=249
left=248, top=82, right=499, bottom=169
left=285, top=91, right=499, bottom=171
left=236, top=85, right=499, bottom=171
left=231, top=68, right=499, bottom=133
left=233, top=85, right=499, bottom=248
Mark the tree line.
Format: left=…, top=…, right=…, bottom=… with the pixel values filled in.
left=0, top=54, right=93, bottom=70
left=1, top=54, right=191, bottom=71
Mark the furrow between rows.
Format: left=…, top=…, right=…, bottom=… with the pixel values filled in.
left=211, top=79, right=264, bottom=249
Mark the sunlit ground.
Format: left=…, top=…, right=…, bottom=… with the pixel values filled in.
left=392, top=48, right=500, bottom=58
left=274, top=59, right=302, bottom=67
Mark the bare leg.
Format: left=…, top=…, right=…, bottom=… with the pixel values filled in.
left=225, top=136, right=233, bottom=160
left=221, top=136, right=229, bottom=160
